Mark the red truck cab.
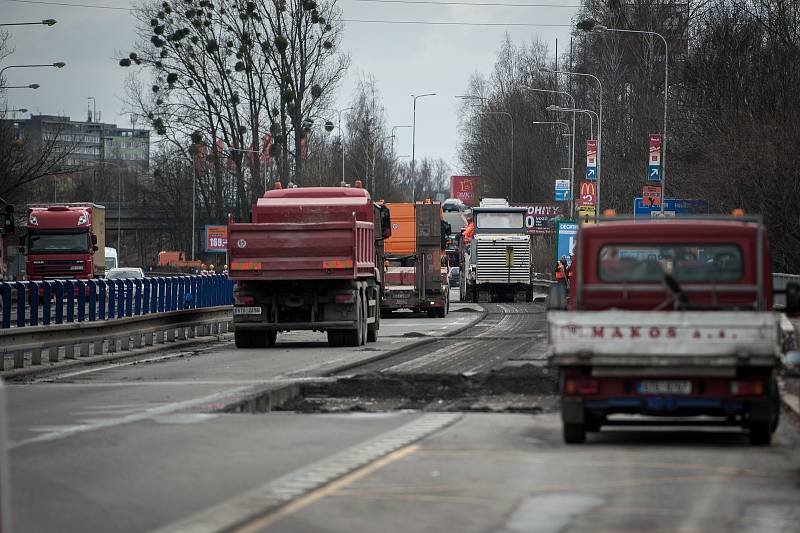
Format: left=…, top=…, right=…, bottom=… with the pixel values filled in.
left=24, top=205, right=100, bottom=281
left=548, top=216, right=798, bottom=445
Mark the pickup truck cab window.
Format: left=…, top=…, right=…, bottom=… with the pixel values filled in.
left=598, top=243, right=744, bottom=283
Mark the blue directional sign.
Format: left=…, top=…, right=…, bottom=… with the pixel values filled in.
left=633, top=198, right=709, bottom=217
left=554, top=179, right=570, bottom=202
left=585, top=167, right=597, bottom=181
left=556, top=221, right=578, bottom=264
left=648, top=165, right=662, bottom=183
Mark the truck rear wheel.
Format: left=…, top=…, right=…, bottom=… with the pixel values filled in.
left=367, top=291, right=379, bottom=343
left=563, top=422, right=586, bottom=444
left=327, top=330, right=343, bottom=347
left=343, top=293, right=363, bottom=347
left=234, top=330, right=252, bottom=348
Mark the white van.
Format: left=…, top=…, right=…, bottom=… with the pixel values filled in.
left=104, top=247, right=118, bottom=273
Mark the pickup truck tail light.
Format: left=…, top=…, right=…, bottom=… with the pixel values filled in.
left=565, top=378, right=599, bottom=395
left=730, top=379, right=763, bottom=396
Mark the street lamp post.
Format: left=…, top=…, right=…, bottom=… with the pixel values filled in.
left=0, top=62, right=66, bottom=79
left=547, top=106, right=598, bottom=140
left=478, top=111, right=514, bottom=200
left=539, top=67, right=603, bottom=217
left=337, top=106, right=353, bottom=185
left=0, top=20, right=57, bottom=27
left=522, top=86, right=576, bottom=214
left=583, top=22, right=668, bottom=213
left=411, top=93, right=436, bottom=202
left=0, top=84, right=39, bottom=90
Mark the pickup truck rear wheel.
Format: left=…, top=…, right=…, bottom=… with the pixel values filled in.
left=563, top=422, right=586, bottom=444
left=749, top=421, right=772, bottom=445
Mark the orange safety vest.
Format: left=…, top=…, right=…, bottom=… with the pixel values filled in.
left=555, top=262, right=565, bottom=281
left=464, top=222, right=475, bottom=241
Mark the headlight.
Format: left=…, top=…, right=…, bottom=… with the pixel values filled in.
left=28, top=215, right=38, bottom=225
left=77, top=213, right=88, bottom=225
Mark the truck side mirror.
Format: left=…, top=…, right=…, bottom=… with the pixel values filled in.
left=546, top=283, right=567, bottom=311
left=378, top=205, right=391, bottom=240
left=785, top=282, right=800, bottom=315
left=91, top=234, right=98, bottom=245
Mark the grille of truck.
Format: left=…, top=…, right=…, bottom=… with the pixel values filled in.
left=30, top=260, right=85, bottom=277
left=475, top=239, right=530, bottom=284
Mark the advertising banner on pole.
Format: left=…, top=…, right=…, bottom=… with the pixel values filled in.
left=578, top=205, right=596, bottom=225
left=512, top=203, right=562, bottom=235
left=577, top=180, right=597, bottom=207
left=556, top=220, right=578, bottom=264
left=642, top=185, right=662, bottom=207
left=450, top=175, right=480, bottom=206
left=586, top=139, right=597, bottom=181
left=648, top=133, right=662, bottom=182
left=205, top=225, right=228, bottom=253
left=554, top=179, right=571, bottom=202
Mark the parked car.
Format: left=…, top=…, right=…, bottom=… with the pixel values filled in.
left=106, top=267, right=145, bottom=280
left=449, top=266, right=460, bottom=288
left=442, top=198, right=466, bottom=212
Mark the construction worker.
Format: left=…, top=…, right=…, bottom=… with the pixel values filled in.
left=463, top=221, right=475, bottom=242
left=554, top=255, right=568, bottom=289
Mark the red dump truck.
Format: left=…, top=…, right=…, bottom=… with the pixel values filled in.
left=547, top=215, right=800, bottom=445
left=227, top=184, right=391, bottom=348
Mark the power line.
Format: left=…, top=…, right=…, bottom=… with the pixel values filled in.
left=343, top=18, right=571, bottom=26
left=351, top=0, right=580, bottom=7
left=4, top=0, right=130, bottom=10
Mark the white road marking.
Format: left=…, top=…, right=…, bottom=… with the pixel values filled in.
left=10, top=385, right=253, bottom=449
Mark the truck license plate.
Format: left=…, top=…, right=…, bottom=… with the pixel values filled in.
left=233, top=306, right=262, bottom=315
left=637, top=380, right=692, bottom=395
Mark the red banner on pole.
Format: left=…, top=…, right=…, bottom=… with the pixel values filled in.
left=578, top=180, right=597, bottom=207
left=450, top=176, right=480, bottom=206
left=649, top=134, right=662, bottom=166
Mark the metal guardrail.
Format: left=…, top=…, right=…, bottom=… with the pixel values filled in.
left=1, top=306, right=232, bottom=371
left=0, top=275, right=233, bottom=330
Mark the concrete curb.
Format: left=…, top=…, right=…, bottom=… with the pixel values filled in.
left=1, top=333, right=233, bottom=381
left=322, top=305, right=489, bottom=377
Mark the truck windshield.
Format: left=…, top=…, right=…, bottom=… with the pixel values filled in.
left=27, top=231, right=89, bottom=254
left=598, top=244, right=744, bottom=282
left=475, top=212, right=524, bottom=229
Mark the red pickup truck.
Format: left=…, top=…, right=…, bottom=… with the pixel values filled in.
left=548, top=216, right=800, bottom=445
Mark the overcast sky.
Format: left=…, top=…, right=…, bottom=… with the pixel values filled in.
left=2, top=0, right=580, bottom=172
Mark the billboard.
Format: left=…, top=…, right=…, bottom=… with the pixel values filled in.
left=450, top=175, right=480, bottom=206
left=205, top=225, right=228, bottom=253
left=513, top=203, right=562, bottom=235
left=633, top=198, right=709, bottom=217
left=555, top=179, right=570, bottom=201
left=556, top=220, right=578, bottom=264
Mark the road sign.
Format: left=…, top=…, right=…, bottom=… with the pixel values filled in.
left=648, top=165, right=661, bottom=182
left=648, top=134, right=662, bottom=182
left=578, top=180, right=597, bottom=207
left=451, top=176, right=480, bottom=206
left=555, top=179, right=570, bottom=202
left=586, top=140, right=597, bottom=181
left=578, top=205, right=596, bottom=224
left=205, top=225, right=228, bottom=253
left=642, top=185, right=662, bottom=207
left=633, top=198, right=710, bottom=217
left=556, top=220, right=577, bottom=264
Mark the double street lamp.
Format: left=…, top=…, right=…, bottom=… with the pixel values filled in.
left=579, top=20, right=669, bottom=213
left=411, top=93, right=435, bottom=202
left=548, top=106, right=598, bottom=140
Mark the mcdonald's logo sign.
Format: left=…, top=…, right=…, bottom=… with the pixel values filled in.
left=578, top=180, right=597, bottom=207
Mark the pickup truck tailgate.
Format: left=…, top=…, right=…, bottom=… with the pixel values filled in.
left=549, top=311, right=780, bottom=366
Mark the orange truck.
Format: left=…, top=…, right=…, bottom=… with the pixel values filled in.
left=381, top=202, right=450, bottom=317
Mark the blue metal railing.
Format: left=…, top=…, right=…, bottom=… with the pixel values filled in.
left=0, top=275, right=234, bottom=330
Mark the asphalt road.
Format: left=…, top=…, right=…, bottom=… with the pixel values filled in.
left=6, top=299, right=800, bottom=533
